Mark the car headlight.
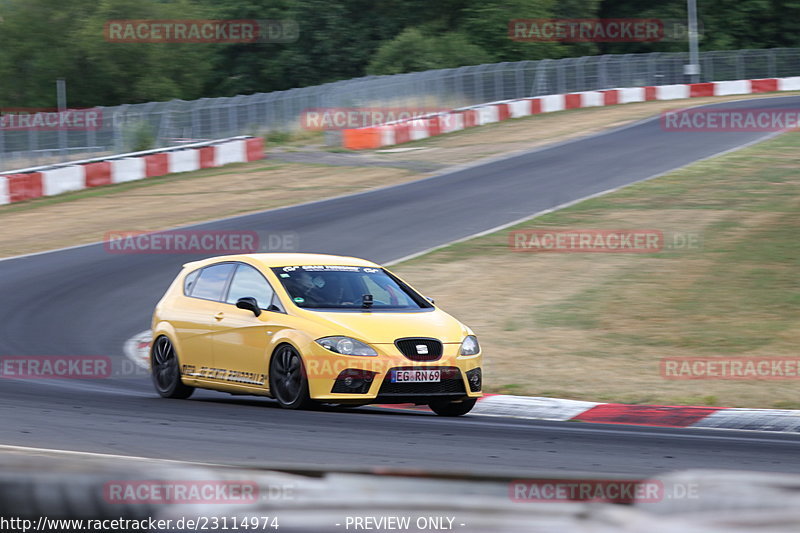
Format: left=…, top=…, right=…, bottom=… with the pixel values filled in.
left=459, top=335, right=480, bottom=355
left=316, top=336, right=378, bottom=356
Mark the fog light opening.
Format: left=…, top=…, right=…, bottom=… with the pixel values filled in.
left=466, top=368, right=482, bottom=392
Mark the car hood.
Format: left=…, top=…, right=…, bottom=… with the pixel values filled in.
left=299, top=308, right=469, bottom=344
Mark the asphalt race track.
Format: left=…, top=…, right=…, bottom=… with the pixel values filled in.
left=1, top=96, right=799, bottom=476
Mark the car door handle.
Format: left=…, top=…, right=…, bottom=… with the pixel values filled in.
left=213, top=312, right=225, bottom=321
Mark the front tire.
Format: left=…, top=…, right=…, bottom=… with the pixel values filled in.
left=151, top=336, right=194, bottom=399
left=269, top=345, right=315, bottom=410
left=428, top=398, right=476, bottom=416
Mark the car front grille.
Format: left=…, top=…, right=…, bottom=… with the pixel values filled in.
left=394, top=338, right=443, bottom=361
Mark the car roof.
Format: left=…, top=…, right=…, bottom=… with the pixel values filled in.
left=183, top=253, right=380, bottom=270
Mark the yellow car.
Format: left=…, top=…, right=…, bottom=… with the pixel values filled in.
left=150, top=253, right=482, bottom=416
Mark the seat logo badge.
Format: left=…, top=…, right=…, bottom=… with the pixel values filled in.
left=416, top=345, right=429, bottom=355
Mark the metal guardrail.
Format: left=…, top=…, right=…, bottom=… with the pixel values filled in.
left=2, top=48, right=800, bottom=171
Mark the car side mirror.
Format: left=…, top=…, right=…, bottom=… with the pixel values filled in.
left=236, top=297, right=262, bottom=317
left=425, top=296, right=435, bottom=304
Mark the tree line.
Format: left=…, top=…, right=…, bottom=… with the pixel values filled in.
left=1, top=0, right=798, bottom=108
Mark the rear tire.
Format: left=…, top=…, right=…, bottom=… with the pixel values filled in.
left=428, top=398, right=476, bottom=416
left=269, top=345, right=315, bottom=410
left=151, top=336, right=194, bottom=399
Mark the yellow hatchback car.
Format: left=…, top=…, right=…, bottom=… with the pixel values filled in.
left=151, top=253, right=482, bottom=416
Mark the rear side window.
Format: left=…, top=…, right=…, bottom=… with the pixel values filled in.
left=190, top=263, right=235, bottom=301
left=183, top=269, right=200, bottom=295
left=226, top=264, right=276, bottom=310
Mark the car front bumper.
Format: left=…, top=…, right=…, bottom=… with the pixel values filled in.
left=303, top=343, right=482, bottom=403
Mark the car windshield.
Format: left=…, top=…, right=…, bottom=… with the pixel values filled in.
left=272, top=265, right=430, bottom=310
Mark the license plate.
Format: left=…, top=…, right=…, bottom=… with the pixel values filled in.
left=391, top=369, right=441, bottom=383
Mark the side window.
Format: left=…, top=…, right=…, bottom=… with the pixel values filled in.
left=183, top=269, right=201, bottom=296
left=226, top=264, right=276, bottom=310
left=191, top=263, right=235, bottom=301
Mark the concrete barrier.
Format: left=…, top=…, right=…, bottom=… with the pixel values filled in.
left=0, top=177, right=8, bottom=205
left=0, top=137, right=265, bottom=205
left=168, top=149, right=200, bottom=174
left=42, top=166, right=84, bottom=196
left=337, top=76, right=800, bottom=150
left=111, top=158, right=146, bottom=183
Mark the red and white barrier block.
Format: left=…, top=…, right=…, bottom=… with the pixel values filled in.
left=0, top=136, right=265, bottom=205
left=112, top=158, right=147, bottom=183
left=0, top=176, right=8, bottom=206
left=342, top=76, right=800, bottom=150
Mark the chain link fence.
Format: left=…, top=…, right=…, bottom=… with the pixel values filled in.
left=2, top=47, right=800, bottom=172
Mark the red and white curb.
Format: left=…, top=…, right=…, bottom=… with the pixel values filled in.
left=456, top=395, right=800, bottom=433
left=123, top=330, right=152, bottom=370
left=0, top=136, right=265, bottom=205
left=124, top=331, right=798, bottom=432
left=341, top=76, right=800, bottom=150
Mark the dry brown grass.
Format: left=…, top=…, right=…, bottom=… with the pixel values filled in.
left=392, top=131, right=800, bottom=409
left=0, top=163, right=414, bottom=257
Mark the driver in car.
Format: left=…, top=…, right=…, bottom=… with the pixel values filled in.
left=288, top=271, right=360, bottom=307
